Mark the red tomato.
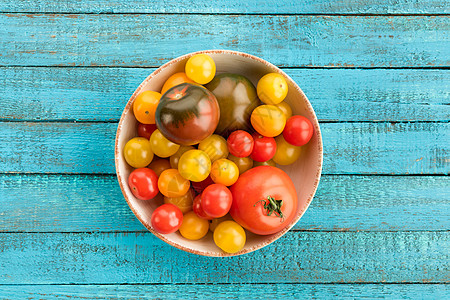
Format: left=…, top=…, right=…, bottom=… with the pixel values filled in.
left=250, top=134, right=277, bottom=162
left=151, top=204, right=183, bottom=234
left=191, top=175, right=214, bottom=194
left=229, top=166, right=298, bottom=235
left=201, top=184, right=232, bottom=218
left=192, top=194, right=213, bottom=220
left=128, top=168, right=159, bottom=200
left=137, top=123, right=157, bottom=140
left=227, top=130, right=254, bottom=157
left=283, top=115, right=314, bottom=146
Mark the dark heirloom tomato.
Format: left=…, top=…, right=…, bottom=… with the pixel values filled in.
left=205, top=73, right=260, bottom=136
left=229, top=166, right=298, bottom=235
left=155, top=83, right=220, bottom=145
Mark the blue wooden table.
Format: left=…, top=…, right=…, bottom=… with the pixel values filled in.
left=0, top=1, right=449, bottom=298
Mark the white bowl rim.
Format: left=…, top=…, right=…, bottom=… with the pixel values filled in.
left=115, top=49, right=323, bottom=257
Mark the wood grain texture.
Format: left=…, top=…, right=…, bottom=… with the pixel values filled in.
left=0, top=231, right=448, bottom=284
left=1, top=14, right=449, bottom=67
left=0, top=174, right=448, bottom=232
left=1, top=67, right=449, bottom=122
left=1, top=0, right=449, bottom=14
left=0, top=284, right=449, bottom=299
left=0, top=122, right=448, bottom=174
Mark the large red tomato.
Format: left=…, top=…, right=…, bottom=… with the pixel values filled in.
left=229, top=166, right=298, bottom=235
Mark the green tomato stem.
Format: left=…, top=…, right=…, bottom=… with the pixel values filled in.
left=254, top=196, right=284, bottom=219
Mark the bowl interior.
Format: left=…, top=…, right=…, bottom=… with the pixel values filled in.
left=115, top=50, right=323, bottom=256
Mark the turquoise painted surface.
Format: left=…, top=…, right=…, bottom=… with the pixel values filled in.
left=1, top=174, right=448, bottom=232
left=0, top=232, right=448, bottom=284
left=0, top=122, right=448, bottom=174
left=0, top=284, right=449, bottom=299
left=1, top=0, right=449, bottom=14
left=1, top=67, right=449, bottom=122
left=0, top=0, right=448, bottom=297
left=1, top=15, right=449, bottom=67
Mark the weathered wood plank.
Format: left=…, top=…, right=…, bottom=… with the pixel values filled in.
left=0, top=284, right=448, bottom=299
left=1, top=67, right=449, bottom=122
left=0, top=14, right=448, bottom=67
left=0, top=231, right=447, bottom=283
left=0, top=122, right=448, bottom=174
left=0, top=174, right=448, bottom=232
left=1, top=0, right=449, bottom=14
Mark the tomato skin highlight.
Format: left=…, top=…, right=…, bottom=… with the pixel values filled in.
left=179, top=211, right=210, bottom=240
left=229, top=166, right=298, bottom=235
left=250, top=134, right=276, bottom=162
left=123, top=137, right=154, bottom=168
left=227, top=130, right=254, bottom=158
left=201, top=184, right=232, bottom=218
left=283, top=115, right=314, bottom=147
left=128, top=168, right=159, bottom=200
left=133, top=91, right=161, bottom=124
left=161, top=72, right=195, bottom=95
left=156, top=83, right=220, bottom=146
left=151, top=203, right=183, bottom=234
left=213, top=220, right=246, bottom=253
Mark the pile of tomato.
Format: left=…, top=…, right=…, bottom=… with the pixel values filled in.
left=123, top=54, right=314, bottom=254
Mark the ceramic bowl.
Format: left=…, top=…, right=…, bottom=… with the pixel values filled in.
left=115, top=50, right=323, bottom=256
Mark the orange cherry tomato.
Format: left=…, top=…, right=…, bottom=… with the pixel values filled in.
left=133, top=91, right=161, bottom=124
left=161, top=72, right=195, bottom=95
left=158, top=169, right=190, bottom=198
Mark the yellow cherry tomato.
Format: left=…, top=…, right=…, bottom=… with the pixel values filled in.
left=133, top=91, right=161, bottom=124
left=227, top=154, right=253, bottom=175
left=164, top=188, right=195, bottom=213
left=257, top=73, right=288, bottom=105
left=158, top=169, right=190, bottom=198
left=161, top=72, right=195, bottom=95
left=250, top=105, right=286, bottom=137
left=275, top=101, right=293, bottom=119
left=273, top=135, right=302, bottom=165
left=170, top=145, right=195, bottom=169
left=150, top=129, right=180, bottom=158
left=179, top=211, right=210, bottom=240
left=148, top=158, right=171, bottom=177
left=198, top=134, right=229, bottom=162
left=123, top=137, right=154, bottom=168
left=213, top=220, right=246, bottom=253
left=210, top=158, right=239, bottom=186
left=253, top=159, right=276, bottom=167
left=185, top=54, right=216, bottom=84
left=178, top=149, right=211, bottom=182
left=209, top=214, right=233, bottom=232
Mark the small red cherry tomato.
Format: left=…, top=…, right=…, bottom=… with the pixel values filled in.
left=151, top=204, right=183, bottom=234
left=128, top=168, right=159, bottom=200
left=193, top=194, right=213, bottom=220
left=227, top=130, right=254, bottom=157
left=191, top=175, right=214, bottom=194
left=201, top=184, right=233, bottom=218
left=137, top=123, right=157, bottom=140
left=283, top=115, right=314, bottom=146
left=250, top=134, right=277, bottom=162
